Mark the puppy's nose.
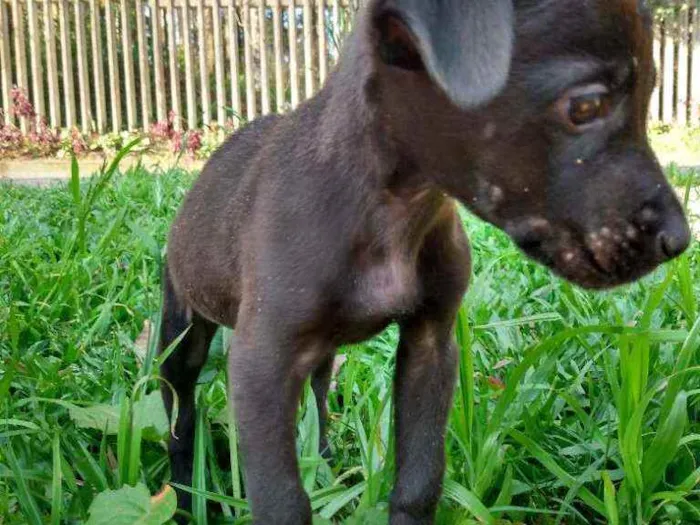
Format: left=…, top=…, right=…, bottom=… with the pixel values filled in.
left=656, top=214, right=691, bottom=261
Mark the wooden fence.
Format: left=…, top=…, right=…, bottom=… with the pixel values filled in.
left=0, top=0, right=699, bottom=135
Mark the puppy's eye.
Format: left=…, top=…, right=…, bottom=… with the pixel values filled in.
left=569, top=94, right=608, bottom=125
left=556, top=84, right=612, bottom=131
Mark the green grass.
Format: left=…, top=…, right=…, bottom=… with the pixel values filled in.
left=1, top=159, right=699, bottom=524
left=649, top=125, right=700, bottom=171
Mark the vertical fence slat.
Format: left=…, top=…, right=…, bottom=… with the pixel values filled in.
left=12, top=0, right=29, bottom=131
left=651, top=28, right=661, bottom=122
left=678, top=6, right=689, bottom=126
left=44, top=0, right=60, bottom=127
left=212, top=0, right=226, bottom=125
left=228, top=0, right=241, bottom=126
left=303, top=0, right=314, bottom=98
left=58, top=0, right=75, bottom=128
left=27, top=0, right=45, bottom=124
left=663, top=18, right=675, bottom=122
left=0, top=0, right=14, bottom=124
left=331, top=0, right=339, bottom=61
left=75, top=0, right=92, bottom=132
left=259, top=3, right=270, bottom=114
left=672, top=9, right=681, bottom=122
left=89, top=0, right=107, bottom=132
left=197, top=0, right=211, bottom=125
left=135, top=0, right=153, bottom=130
left=317, top=0, right=326, bottom=85
left=243, top=0, right=256, bottom=120
left=105, top=0, right=122, bottom=132
left=121, top=0, right=137, bottom=129
left=659, top=19, right=667, bottom=121
left=152, top=0, right=167, bottom=123
left=272, top=0, right=284, bottom=112
left=288, top=0, right=299, bottom=108
left=691, top=5, right=700, bottom=124
left=182, top=0, right=197, bottom=128
left=166, top=0, right=181, bottom=128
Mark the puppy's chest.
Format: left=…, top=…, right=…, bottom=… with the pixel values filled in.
left=343, top=248, right=421, bottom=323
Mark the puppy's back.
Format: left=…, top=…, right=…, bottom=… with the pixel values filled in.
left=166, top=114, right=282, bottom=323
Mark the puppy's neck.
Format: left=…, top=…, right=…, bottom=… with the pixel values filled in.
left=317, top=13, right=400, bottom=185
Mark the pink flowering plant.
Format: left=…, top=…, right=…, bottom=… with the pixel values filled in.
left=1, top=87, right=237, bottom=160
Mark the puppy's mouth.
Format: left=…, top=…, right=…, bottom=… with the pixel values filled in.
left=505, top=217, right=665, bottom=290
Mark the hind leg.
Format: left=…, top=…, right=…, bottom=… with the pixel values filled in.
left=159, top=266, right=218, bottom=516
left=311, top=353, right=336, bottom=458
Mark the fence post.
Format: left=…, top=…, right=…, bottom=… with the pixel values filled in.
left=228, top=0, right=242, bottom=126
left=105, top=0, right=122, bottom=132
left=90, top=0, right=107, bottom=133
left=317, top=0, right=326, bottom=85
left=0, top=0, right=14, bottom=125
left=196, top=0, right=211, bottom=125
left=166, top=0, right=182, bottom=129
left=212, top=0, right=226, bottom=125
left=58, top=0, right=76, bottom=128
left=44, top=0, right=61, bottom=128
left=243, top=0, right=256, bottom=120
left=182, top=0, right=197, bottom=129
left=303, top=0, right=313, bottom=98
left=121, top=0, right=138, bottom=130
left=135, top=0, right=153, bottom=131
left=691, top=4, right=700, bottom=125
left=152, top=0, right=167, bottom=123
left=12, top=0, right=29, bottom=132
left=259, top=1, right=270, bottom=114
left=272, top=0, right=284, bottom=112
left=75, top=0, right=92, bottom=133
left=288, top=0, right=299, bottom=108
left=27, top=0, right=45, bottom=125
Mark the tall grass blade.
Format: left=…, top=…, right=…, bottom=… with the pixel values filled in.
left=659, top=316, right=700, bottom=427
left=441, top=479, right=494, bottom=524
left=641, top=391, right=688, bottom=495
left=509, top=429, right=606, bottom=517
left=50, top=433, right=62, bottom=525
left=4, top=443, right=43, bottom=525
left=192, top=398, right=208, bottom=525
left=117, top=394, right=132, bottom=487
left=602, top=471, right=619, bottom=525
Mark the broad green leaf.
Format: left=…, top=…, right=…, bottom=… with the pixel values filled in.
left=133, top=391, right=170, bottom=441
left=68, top=404, right=120, bottom=434
left=68, top=392, right=169, bottom=442
left=86, top=483, right=176, bottom=525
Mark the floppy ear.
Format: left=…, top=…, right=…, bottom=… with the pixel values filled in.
left=376, top=0, right=515, bottom=108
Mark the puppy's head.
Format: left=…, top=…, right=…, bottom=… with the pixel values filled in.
left=367, top=0, right=691, bottom=289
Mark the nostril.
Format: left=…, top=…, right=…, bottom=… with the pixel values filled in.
left=657, top=225, right=691, bottom=260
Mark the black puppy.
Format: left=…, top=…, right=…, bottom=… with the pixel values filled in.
left=161, top=0, right=691, bottom=523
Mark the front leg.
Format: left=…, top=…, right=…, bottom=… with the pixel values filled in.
left=229, top=313, right=332, bottom=525
left=390, top=318, right=459, bottom=524
left=390, top=210, right=470, bottom=524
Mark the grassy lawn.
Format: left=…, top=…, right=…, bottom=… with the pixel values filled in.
left=1, top=161, right=699, bottom=524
